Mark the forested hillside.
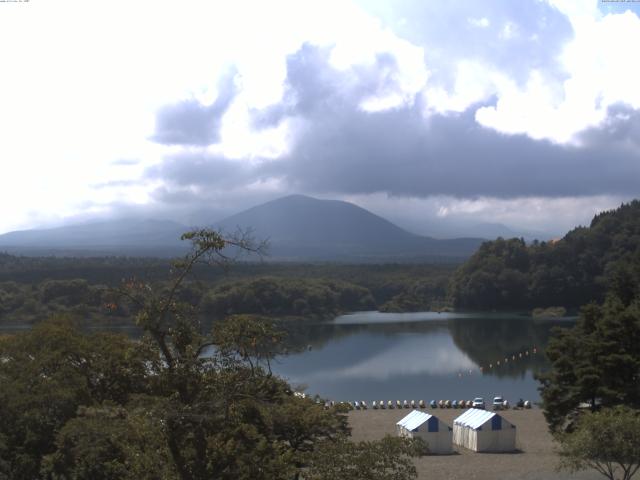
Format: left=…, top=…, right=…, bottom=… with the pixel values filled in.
left=202, top=277, right=376, bottom=319
left=0, top=255, right=455, bottom=325
left=449, top=201, right=640, bottom=310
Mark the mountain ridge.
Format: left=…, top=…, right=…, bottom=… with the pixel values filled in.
left=0, top=195, right=484, bottom=261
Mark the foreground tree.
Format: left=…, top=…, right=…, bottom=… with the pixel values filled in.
left=307, top=435, right=424, bottom=480
left=538, top=292, right=640, bottom=432
left=1, top=229, right=423, bottom=479
left=558, top=406, right=640, bottom=480
left=0, top=317, right=149, bottom=480
left=41, top=404, right=175, bottom=480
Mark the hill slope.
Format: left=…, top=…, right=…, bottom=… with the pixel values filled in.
left=0, top=219, right=188, bottom=256
left=449, top=200, right=640, bottom=309
left=0, top=196, right=483, bottom=260
left=216, top=195, right=482, bottom=261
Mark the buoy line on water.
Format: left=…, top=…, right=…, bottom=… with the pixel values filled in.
left=456, top=345, right=538, bottom=379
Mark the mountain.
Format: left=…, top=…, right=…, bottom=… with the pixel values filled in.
left=215, top=195, right=483, bottom=261
left=0, top=196, right=484, bottom=261
left=0, top=219, right=189, bottom=257
left=399, top=218, right=555, bottom=241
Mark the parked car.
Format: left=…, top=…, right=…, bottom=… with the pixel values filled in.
left=472, top=397, right=485, bottom=409
left=492, top=396, right=504, bottom=410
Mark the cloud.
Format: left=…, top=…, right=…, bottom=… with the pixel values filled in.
left=250, top=44, right=640, bottom=200
left=474, top=9, right=640, bottom=143
left=354, top=0, right=573, bottom=88
left=6, top=0, right=638, bottom=238
left=138, top=34, right=640, bottom=238
left=578, top=104, right=640, bottom=152
left=468, top=17, right=490, bottom=28
left=91, top=179, right=141, bottom=189
left=110, top=158, right=141, bottom=166
left=150, top=68, right=238, bottom=146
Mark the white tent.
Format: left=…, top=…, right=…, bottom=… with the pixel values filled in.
left=396, top=410, right=453, bottom=454
left=453, top=409, right=516, bottom=452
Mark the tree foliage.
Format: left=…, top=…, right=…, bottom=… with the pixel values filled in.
left=41, top=405, right=174, bottom=480
left=202, top=276, right=376, bottom=319
left=538, top=291, right=640, bottom=433
left=557, top=406, right=640, bottom=480
left=450, top=200, right=640, bottom=310
left=0, top=253, right=458, bottom=327
left=0, top=229, right=423, bottom=479
left=0, top=317, right=150, bottom=479
left=306, top=435, right=423, bottom=480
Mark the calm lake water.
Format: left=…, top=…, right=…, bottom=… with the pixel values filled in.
left=1, top=311, right=574, bottom=405
left=270, top=311, right=574, bottom=404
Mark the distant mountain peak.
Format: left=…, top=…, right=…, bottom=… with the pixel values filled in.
left=0, top=196, right=483, bottom=261
left=215, top=195, right=482, bottom=261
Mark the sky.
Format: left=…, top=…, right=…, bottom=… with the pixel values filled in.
left=1, top=0, right=639, bottom=237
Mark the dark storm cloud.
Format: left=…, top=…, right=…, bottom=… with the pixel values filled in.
left=253, top=44, right=640, bottom=199
left=354, top=0, right=574, bottom=88
left=151, top=69, right=237, bottom=146
left=578, top=104, right=640, bottom=151
left=146, top=43, right=640, bottom=209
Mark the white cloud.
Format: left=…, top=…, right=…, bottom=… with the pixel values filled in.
left=425, top=60, right=506, bottom=114
left=499, top=20, right=519, bottom=39
left=468, top=17, right=491, bottom=28
left=474, top=8, right=640, bottom=144
left=336, top=193, right=629, bottom=238
left=1, top=0, right=639, bottom=237
left=0, top=0, right=426, bottom=233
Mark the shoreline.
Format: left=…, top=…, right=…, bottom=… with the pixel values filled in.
left=348, top=408, right=603, bottom=480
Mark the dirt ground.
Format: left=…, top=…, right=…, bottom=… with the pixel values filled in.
left=348, top=407, right=612, bottom=480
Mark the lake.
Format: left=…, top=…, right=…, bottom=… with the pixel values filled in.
left=271, top=311, right=574, bottom=405
left=0, top=311, right=573, bottom=405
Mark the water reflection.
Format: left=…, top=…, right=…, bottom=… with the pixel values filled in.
left=3, top=311, right=573, bottom=403
left=294, top=332, right=476, bottom=382
left=271, top=312, right=574, bottom=402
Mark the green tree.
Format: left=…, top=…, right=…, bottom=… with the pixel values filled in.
left=1, top=229, right=426, bottom=480
left=0, top=317, right=150, bottom=480
left=306, top=435, right=424, bottom=480
left=538, top=294, right=640, bottom=432
left=113, top=229, right=362, bottom=480
left=212, top=314, right=285, bottom=375
left=450, top=201, right=640, bottom=310
left=41, top=405, right=175, bottom=480
left=557, top=406, right=640, bottom=480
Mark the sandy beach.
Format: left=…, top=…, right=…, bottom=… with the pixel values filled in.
left=348, top=407, right=610, bottom=480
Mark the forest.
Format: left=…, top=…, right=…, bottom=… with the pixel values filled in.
left=2, top=202, right=640, bottom=328
left=0, top=256, right=453, bottom=327
left=1, top=204, right=640, bottom=479
left=2, top=202, right=640, bottom=330
left=0, top=231, right=426, bottom=479
left=449, top=200, right=640, bottom=311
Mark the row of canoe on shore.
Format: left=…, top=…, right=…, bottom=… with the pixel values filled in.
left=324, top=399, right=532, bottom=410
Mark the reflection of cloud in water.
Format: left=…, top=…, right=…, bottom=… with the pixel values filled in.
left=293, top=333, right=476, bottom=382
left=334, top=311, right=479, bottom=324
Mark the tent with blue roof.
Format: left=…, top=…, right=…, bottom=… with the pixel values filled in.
left=396, top=410, right=453, bottom=454
left=453, top=408, right=516, bottom=452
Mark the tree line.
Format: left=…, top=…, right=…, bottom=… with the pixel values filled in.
left=449, top=200, right=640, bottom=310
left=0, top=260, right=454, bottom=326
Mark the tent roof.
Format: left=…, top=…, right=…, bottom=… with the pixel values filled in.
left=396, top=410, right=434, bottom=431
left=454, top=409, right=499, bottom=430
